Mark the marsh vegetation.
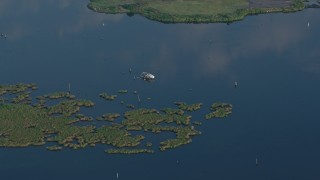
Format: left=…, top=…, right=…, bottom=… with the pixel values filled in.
left=0, top=83, right=232, bottom=154
left=87, top=0, right=305, bottom=23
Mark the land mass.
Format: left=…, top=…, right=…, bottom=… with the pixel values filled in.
left=87, top=0, right=306, bottom=23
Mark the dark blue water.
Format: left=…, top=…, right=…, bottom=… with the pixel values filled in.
left=1, top=0, right=320, bottom=179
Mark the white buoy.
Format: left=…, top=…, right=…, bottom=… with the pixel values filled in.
left=117, top=172, right=119, bottom=178
left=234, top=81, right=238, bottom=88
left=308, top=22, right=310, bottom=28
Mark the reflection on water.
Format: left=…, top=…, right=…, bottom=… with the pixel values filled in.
left=1, top=0, right=319, bottom=80
left=0, top=0, right=320, bottom=179
left=0, top=0, right=124, bottom=40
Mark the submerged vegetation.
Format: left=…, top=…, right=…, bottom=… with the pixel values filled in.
left=87, top=0, right=306, bottom=23
left=0, top=83, right=232, bottom=155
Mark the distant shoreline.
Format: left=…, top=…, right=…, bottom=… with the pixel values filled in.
left=87, top=0, right=308, bottom=23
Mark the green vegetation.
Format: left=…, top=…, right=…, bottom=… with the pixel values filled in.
left=48, top=126, right=144, bottom=149
left=0, top=83, right=37, bottom=95
left=174, top=102, right=202, bottom=112
left=118, top=89, right=128, bottom=94
left=193, top=121, right=202, bottom=126
left=97, top=113, right=120, bottom=121
left=161, top=108, right=184, bottom=115
left=41, top=92, right=75, bottom=100
left=0, top=104, right=69, bottom=147
left=159, top=126, right=200, bottom=151
left=0, top=83, right=233, bottom=154
left=0, top=84, right=144, bottom=152
left=87, top=0, right=306, bottom=23
left=205, top=103, right=233, bottom=119
left=106, top=148, right=154, bottom=154
left=76, top=114, right=94, bottom=121
left=99, top=93, right=117, bottom=101
left=123, top=108, right=190, bottom=126
left=122, top=108, right=198, bottom=150
left=126, top=104, right=135, bottom=109
left=0, top=103, right=145, bottom=149
left=46, top=145, right=63, bottom=151
left=47, top=100, right=94, bottom=117
left=12, top=92, right=32, bottom=104
left=0, top=83, right=37, bottom=105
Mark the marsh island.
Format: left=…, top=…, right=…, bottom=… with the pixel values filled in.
left=87, top=0, right=306, bottom=23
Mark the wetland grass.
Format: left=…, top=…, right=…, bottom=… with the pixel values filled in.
left=76, top=114, right=94, bottom=122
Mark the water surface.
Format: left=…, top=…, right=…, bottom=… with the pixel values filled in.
left=0, top=1, right=320, bottom=179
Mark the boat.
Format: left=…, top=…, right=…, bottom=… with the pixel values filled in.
left=140, top=72, right=155, bottom=81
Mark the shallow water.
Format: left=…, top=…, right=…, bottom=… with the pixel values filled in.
left=0, top=0, right=320, bottom=179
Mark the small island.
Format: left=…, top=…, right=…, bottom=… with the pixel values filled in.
left=99, top=92, right=117, bottom=101
left=205, top=103, right=233, bottom=119
left=126, top=104, right=135, bottom=109
left=97, top=113, right=121, bottom=121
left=118, top=90, right=128, bottom=94
left=40, top=92, right=75, bottom=100
left=87, top=0, right=306, bottom=23
left=174, top=102, right=202, bottom=112
left=106, top=148, right=154, bottom=154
